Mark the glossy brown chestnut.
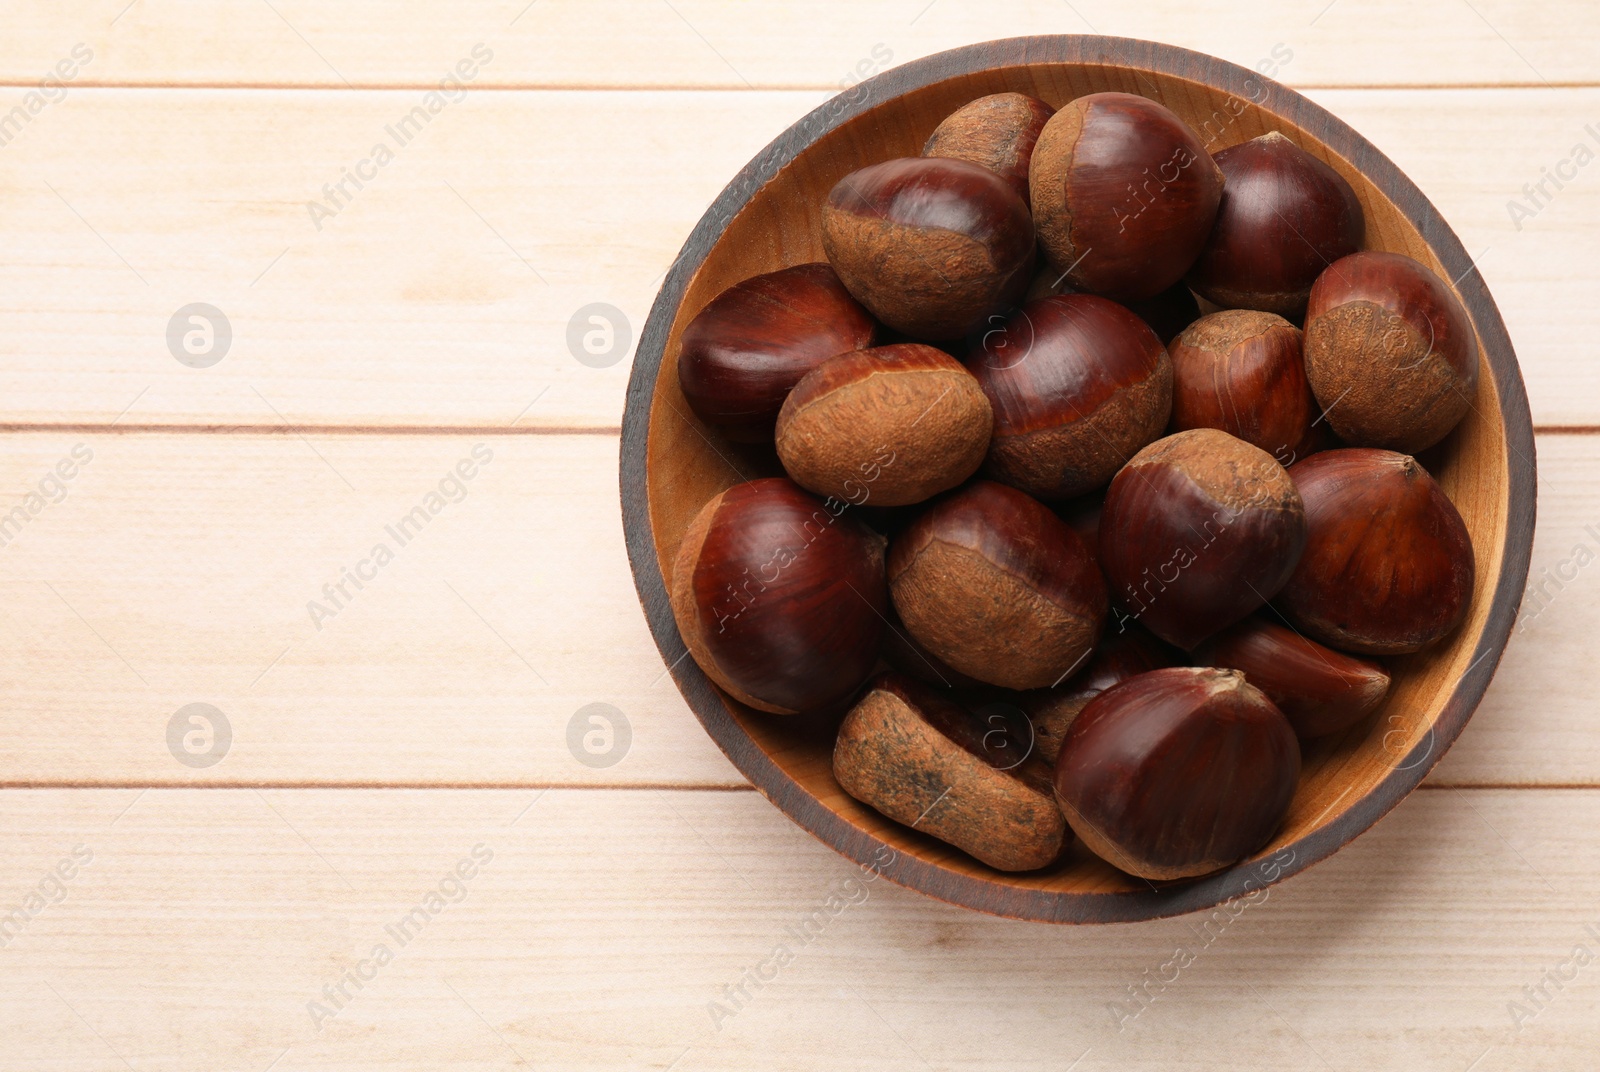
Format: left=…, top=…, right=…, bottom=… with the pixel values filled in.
left=1303, top=251, right=1479, bottom=453
left=1054, top=667, right=1300, bottom=880
left=1194, top=616, right=1391, bottom=738
left=1169, top=309, right=1316, bottom=460
left=669, top=478, right=887, bottom=714
left=923, top=92, right=1056, bottom=206
left=676, top=262, right=877, bottom=442
left=1099, top=429, right=1306, bottom=650
left=889, top=480, right=1107, bottom=690
left=1030, top=91, right=1224, bottom=301
left=1021, top=623, right=1180, bottom=764
left=774, top=343, right=993, bottom=507
left=835, top=674, right=1067, bottom=872
left=821, top=157, right=1035, bottom=340
left=1187, top=132, right=1364, bottom=318
left=1278, top=449, right=1475, bottom=654
left=969, top=293, right=1172, bottom=500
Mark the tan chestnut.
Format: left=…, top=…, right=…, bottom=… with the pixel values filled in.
left=890, top=481, right=1107, bottom=690
left=1099, top=429, right=1306, bottom=650
left=969, top=294, right=1172, bottom=500
left=923, top=92, right=1055, bottom=206
left=670, top=478, right=887, bottom=714
left=821, top=157, right=1035, bottom=340
left=775, top=343, right=992, bottom=507
left=835, top=674, right=1067, bottom=872
left=1303, top=252, right=1479, bottom=453
left=1194, top=616, right=1391, bottom=738
left=1169, top=310, right=1317, bottom=460
left=1031, top=92, right=1224, bottom=301
left=1278, top=449, right=1475, bottom=654
left=1054, top=667, right=1300, bottom=880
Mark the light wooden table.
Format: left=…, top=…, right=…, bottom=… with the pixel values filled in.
left=0, top=2, right=1595, bottom=1068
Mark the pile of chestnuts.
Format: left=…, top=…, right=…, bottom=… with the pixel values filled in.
left=669, top=89, right=1478, bottom=882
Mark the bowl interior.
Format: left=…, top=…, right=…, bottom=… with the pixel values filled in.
left=635, top=44, right=1518, bottom=916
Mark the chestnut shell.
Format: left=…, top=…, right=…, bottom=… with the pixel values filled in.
left=774, top=343, right=992, bottom=507
left=676, top=263, right=876, bottom=442
left=1303, top=251, right=1479, bottom=454
left=1187, top=132, right=1364, bottom=318
left=1278, top=449, right=1475, bottom=655
left=923, top=92, right=1056, bottom=207
left=834, top=674, right=1067, bottom=872
left=1030, top=91, right=1224, bottom=301
left=889, top=480, right=1108, bottom=690
left=1194, top=616, right=1391, bottom=738
left=969, top=293, right=1172, bottom=501
left=821, top=156, right=1035, bottom=340
left=670, top=478, right=887, bottom=713
left=1099, top=429, right=1307, bottom=650
left=1168, top=309, right=1316, bottom=461
left=1054, top=667, right=1300, bottom=880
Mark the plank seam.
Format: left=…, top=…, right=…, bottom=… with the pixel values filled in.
left=0, top=80, right=1591, bottom=92
left=0, top=782, right=1589, bottom=790
left=0, top=424, right=1588, bottom=437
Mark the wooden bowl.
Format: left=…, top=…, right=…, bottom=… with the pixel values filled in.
left=620, top=37, right=1535, bottom=923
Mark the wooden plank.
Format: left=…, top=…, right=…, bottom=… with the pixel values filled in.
left=1434, top=434, right=1600, bottom=786
left=0, top=432, right=740, bottom=787
left=0, top=429, right=1584, bottom=787
left=3, top=1, right=1597, bottom=89
left=1, top=786, right=1597, bottom=1070
left=0, top=86, right=1592, bottom=429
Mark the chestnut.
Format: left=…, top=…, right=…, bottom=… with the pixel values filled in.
left=1186, top=132, right=1364, bottom=318
left=889, top=480, right=1107, bottom=690
left=1194, top=616, right=1391, bottom=738
left=835, top=674, right=1067, bottom=872
left=1099, top=429, right=1306, bottom=650
left=1030, top=91, right=1224, bottom=301
left=1303, top=251, right=1479, bottom=454
left=821, top=157, right=1035, bottom=340
left=1277, top=449, right=1475, bottom=654
left=1020, top=623, right=1180, bottom=764
left=1054, top=667, right=1300, bottom=880
left=669, top=477, right=886, bottom=713
left=923, top=92, right=1055, bottom=207
left=676, top=262, right=877, bottom=442
left=774, top=343, right=992, bottom=507
left=969, top=293, right=1172, bottom=501
left=1168, top=309, right=1316, bottom=460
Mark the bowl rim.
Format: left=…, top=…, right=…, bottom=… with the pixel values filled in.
left=620, top=34, right=1537, bottom=923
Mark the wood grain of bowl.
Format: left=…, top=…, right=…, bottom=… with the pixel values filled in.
left=620, top=36, right=1536, bottom=923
